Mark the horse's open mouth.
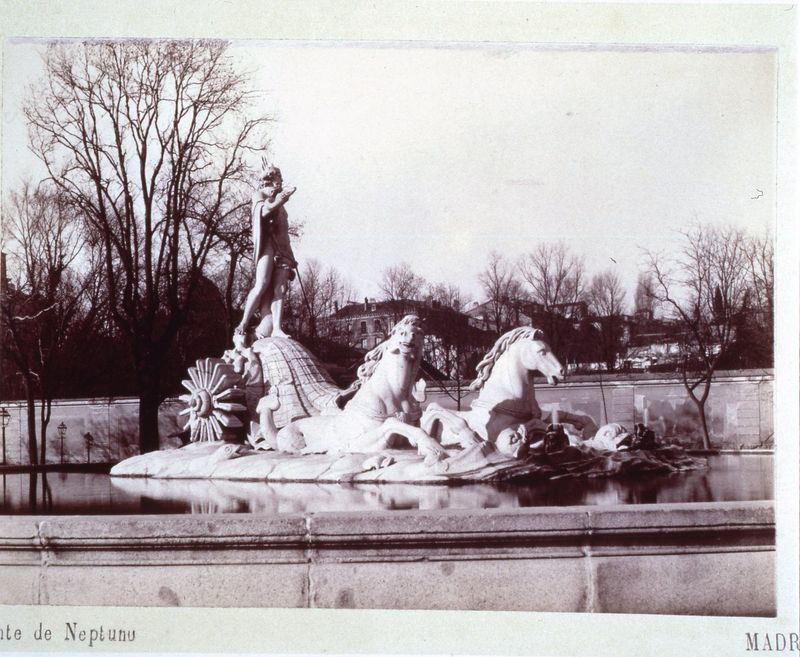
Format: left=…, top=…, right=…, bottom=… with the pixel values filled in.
left=549, top=376, right=560, bottom=386
left=396, top=341, right=418, bottom=354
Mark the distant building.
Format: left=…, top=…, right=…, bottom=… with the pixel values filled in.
left=325, top=293, right=727, bottom=378
left=325, top=298, right=494, bottom=380
left=620, top=316, right=690, bottom=371
left=326, top=297, right=400, bottom=351
left=464, top=299, right=591, bottom=331
left=548, top=301, right=589, bottom=325
left=463, top=300, right=537, bottom=332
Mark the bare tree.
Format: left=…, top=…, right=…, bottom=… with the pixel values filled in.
left=518, top=241, right=586, bottom=309
left=588, top=270, right=626, bottom=317
left=1, top=182, right=98, bottom=464
left=426, top=281, right=470, bottom=311
left=207, top=207, right=254, bottom=337
left=587, top=269, right=627, bottom=369
left=515, top=243, right=586, bottom=364
left=25, top=40, right=268, bottom=452
left=633, top=272, right=658, bottom=319
left=744, top=229, right=774, bottom=363
left=644, top=224, right=751, bottom=449
left=379, top=262, right=426, bottom=302
left=289, top=259, right=353, bottom=341
left=420, top=309, right=490, bottom=411
left=478, top=251, right=524, bottom=333
left=378, top=262, right=426, bottom=321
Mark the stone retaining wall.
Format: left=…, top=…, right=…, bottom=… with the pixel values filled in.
left=0, top=501, right=774, bottom=615
left=428, top=369, right=774, bottom=449
left=0, top=369, right=774, bottom=463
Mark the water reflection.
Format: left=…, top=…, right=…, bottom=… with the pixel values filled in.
left=0, top=454, right=773, bottom=515
left=3, top=471, right=57, bottom=512
left=112, top=477, right=523, bottom=514
left=2, top=470, right=127, bottom=514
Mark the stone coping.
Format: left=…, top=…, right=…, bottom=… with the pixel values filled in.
left=0, top=501, right=775, bottom=613
left=0, top=500, right=774, bottom=551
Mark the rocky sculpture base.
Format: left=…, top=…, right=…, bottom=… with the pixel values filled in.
left=110, top=441, right=705, bottom=484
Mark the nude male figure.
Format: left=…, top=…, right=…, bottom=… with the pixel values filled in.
left=235, top=165, right=297, bottom=342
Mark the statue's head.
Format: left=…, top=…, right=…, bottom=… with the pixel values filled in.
left=260, top=162, right=283, bottom=199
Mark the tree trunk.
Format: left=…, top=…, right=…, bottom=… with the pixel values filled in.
left=683, top=374, right=713, bottom=450
left=39, top=405, right=46, bottom=465
left=28, top=471, right=38, bottom=511
left=24, top=378, right=38, bottom=465
left=686, top=387, right=712, bottom=450
left=39, top=397, right=51, bottom=465
left=680, top=355, right=715, bottom=450
left=137, top=360, right=162, bottom=454
left=695, top=399, right=712, bottom=450
left=224, top=252, right=238, bottom=336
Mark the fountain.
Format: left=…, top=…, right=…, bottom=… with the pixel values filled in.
left=111, top=163, right=703, bottom=483
left=110, top=316, right=704, bottom=483
left=2, top=162, right=774, bottom=616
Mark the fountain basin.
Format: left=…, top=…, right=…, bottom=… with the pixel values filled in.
left=0, top=500, right=774, bottom=615
left=0, top=453, right=773, bottom=513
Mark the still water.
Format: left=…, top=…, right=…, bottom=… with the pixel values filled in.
left=0, top=454, right=773, bottom=515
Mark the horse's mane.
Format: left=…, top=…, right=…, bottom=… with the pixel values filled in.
left=335, top=315, right=423, bottom=406
left=469, top=326, right=545, bottom=392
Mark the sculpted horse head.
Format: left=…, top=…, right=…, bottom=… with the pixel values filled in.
left=470, top=327, right=565, bottom=393
left=356, top=314, right=424, bottom=382
left=420, top=326, right=565, bottom=457
left=333, top=314, right=425, bottom=414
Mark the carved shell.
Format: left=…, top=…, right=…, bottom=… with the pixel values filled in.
left=253, top=337, right=341, bottom=428
left=178, top=358, right=247, bottom=442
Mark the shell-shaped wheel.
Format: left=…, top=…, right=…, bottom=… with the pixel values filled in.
left=178, top=358, right=246, bottom=443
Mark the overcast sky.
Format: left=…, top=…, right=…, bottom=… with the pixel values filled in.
left=2, top=41, right=776, bottom=306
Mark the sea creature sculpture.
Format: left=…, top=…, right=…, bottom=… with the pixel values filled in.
left=574, top=422, right=659, bottom=452
left=421, top=327, right=584, bottom=458
left=223, top=335, right=342, bottom=449
left=250, top=336, right=341, bottom=427
left=274, top=315, right=447, bottom=464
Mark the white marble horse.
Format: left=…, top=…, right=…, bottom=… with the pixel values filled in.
left=421, top=327, right=589, bottom=458
left=275, top=315, right=447, bottom=464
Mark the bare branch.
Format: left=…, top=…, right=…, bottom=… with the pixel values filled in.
left=23, top=39, right=270, bottom=451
